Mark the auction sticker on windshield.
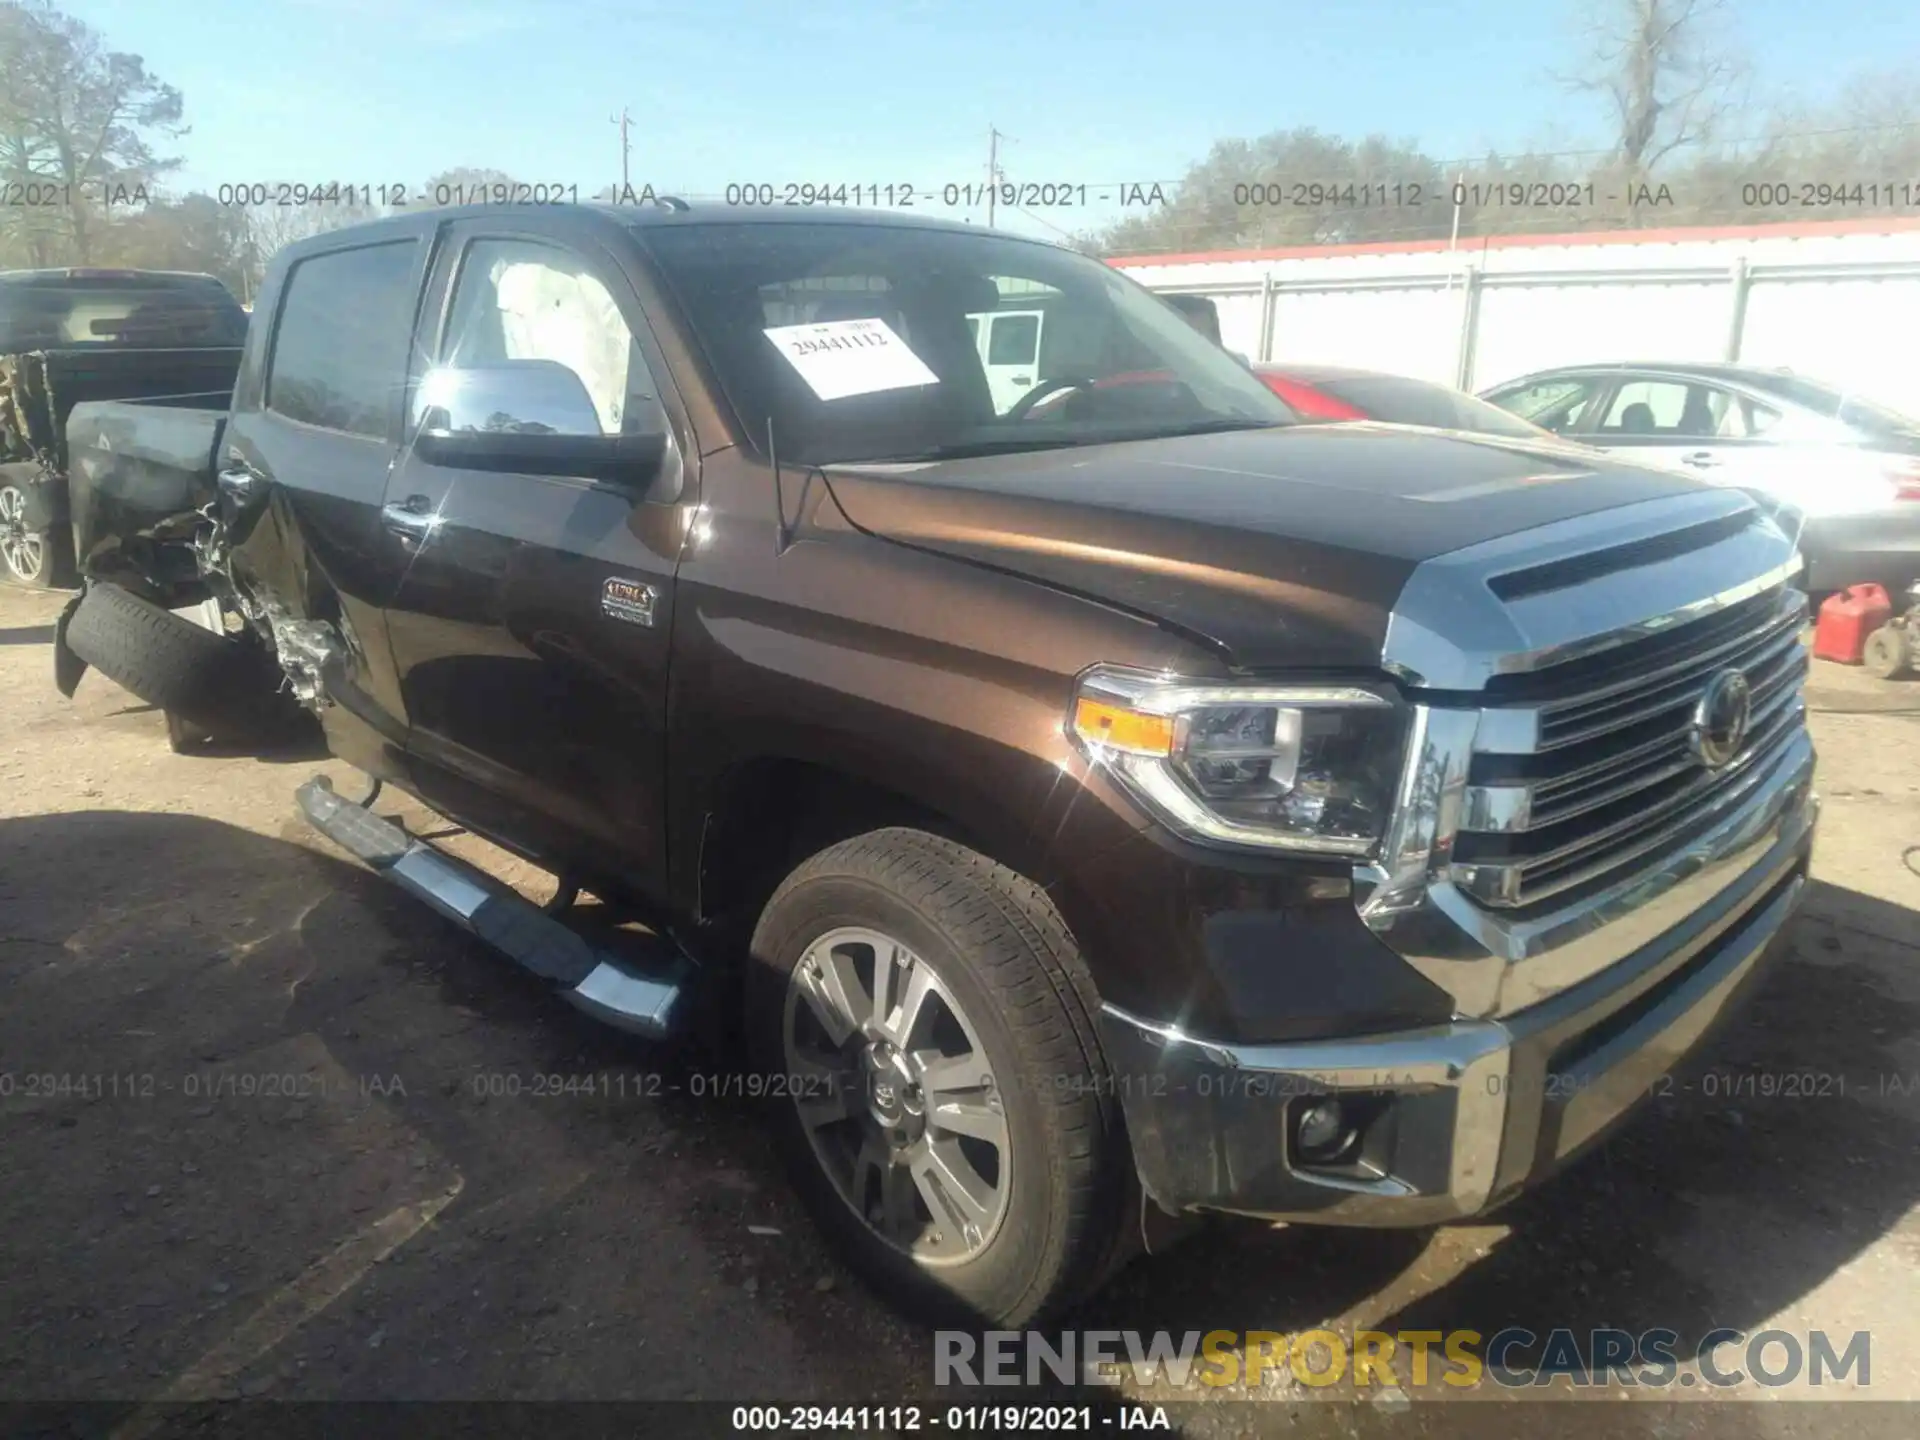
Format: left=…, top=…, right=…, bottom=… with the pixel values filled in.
left=763, top=318, right=940, bottom=401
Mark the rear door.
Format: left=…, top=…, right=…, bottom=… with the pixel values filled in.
left=377, top=216, right=696, bottom=884
left=1572, top=375, right=1747, bottom=483
left=1729, top=394, right=1900, bottom=518
left=221, top=230, right=433, bottom=744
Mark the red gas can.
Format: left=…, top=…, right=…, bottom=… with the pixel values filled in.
left=1813, top=583, right=1894, bottom=664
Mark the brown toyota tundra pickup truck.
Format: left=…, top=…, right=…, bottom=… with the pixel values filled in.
left=54, top=203, right=1818, bottom=1326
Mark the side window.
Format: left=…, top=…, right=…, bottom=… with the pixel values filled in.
left=1599, top=380, right=1728, bottom=437
left=1740, top=398, right=1840, bottom=444
left=1488, top=378, right=1599, bottom=434
left=1602, top=381, right=1683, bottom=432
left=268, top=241, right=419, bottom=437
left=441, top=238, right=663, bottom=437
left=987, top=313, right=1040, bottom=366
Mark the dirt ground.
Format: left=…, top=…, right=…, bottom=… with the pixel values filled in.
left=2, top=582, right=1917, bottom=1435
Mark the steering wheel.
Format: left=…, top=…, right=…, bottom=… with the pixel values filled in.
left=1006, top=375, right=1097, bottom=421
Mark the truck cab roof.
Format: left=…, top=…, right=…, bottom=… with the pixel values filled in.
left=270, top=201, right=1054, bottom=265
left=0, top=268, right=233, bottom=287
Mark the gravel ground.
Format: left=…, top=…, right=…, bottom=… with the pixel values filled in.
left=1, top=582, right=1916, bottom=1437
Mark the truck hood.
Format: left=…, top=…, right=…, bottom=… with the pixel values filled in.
left=822, top=423, right=1701, bottom=670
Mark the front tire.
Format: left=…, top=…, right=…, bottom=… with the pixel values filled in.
left=746, top=828, right=1128, bottom=1327
left=1863, top=623, right=1914, bottom=681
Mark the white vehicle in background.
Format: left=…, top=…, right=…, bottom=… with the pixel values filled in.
left=965, top=308, right=1046, bottom=412
left=1481, top=362, right=1920, bottom=595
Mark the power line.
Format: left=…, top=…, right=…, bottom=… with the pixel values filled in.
left=611, top=107, right=633, bottom=190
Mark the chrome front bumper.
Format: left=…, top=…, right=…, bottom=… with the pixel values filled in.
left=1102, top=732, right=1817, bottom=1224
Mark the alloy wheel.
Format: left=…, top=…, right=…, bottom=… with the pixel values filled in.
left=0, top=486, right=45, bottom=583
left=781, top=927, right=1012, bottom=1265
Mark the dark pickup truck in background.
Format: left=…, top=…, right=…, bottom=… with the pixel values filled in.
left=0, top=268, right=247, bottom=587
left=55, top=203, right=1818, bottom=1326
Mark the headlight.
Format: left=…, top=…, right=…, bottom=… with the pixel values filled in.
left=1068, top=664, right=1408, bottom=856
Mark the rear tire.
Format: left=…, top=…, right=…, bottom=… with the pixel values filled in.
left=746, top=827, right=1128, bottom=1327
left=65, top=582, right=293, bottom=741
left=165, top=709, right=216, bottom=753
left=0, top=480, right=75, bottom=589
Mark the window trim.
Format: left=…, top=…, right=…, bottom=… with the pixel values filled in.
left=264, top=236, right=427, bottom=441
left=1489, top=375, right=1606, bottom=434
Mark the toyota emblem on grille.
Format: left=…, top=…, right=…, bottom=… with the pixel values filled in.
left=1690, top=668, right=1752, bottom=769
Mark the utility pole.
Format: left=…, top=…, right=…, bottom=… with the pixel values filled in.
left=611, top=107, right=632, bottom=192
left=986, top=125, right=1002, bottom=227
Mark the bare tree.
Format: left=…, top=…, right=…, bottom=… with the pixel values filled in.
left=1564, top=0, right=1749, bottom=179
left=0, top=0, right=184, bottom=262
left=236, top=192, right=390, bottom=295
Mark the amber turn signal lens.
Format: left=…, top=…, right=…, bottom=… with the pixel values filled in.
left=1072, top=697, right=1177, bottom=757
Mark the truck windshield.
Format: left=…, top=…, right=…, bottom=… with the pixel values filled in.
left=637, top=221, right=1294, bottom=466
left=0, top=279, right=248, bottom=352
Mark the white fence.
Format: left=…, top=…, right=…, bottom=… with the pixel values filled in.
left=1110, top=218, right=1920, bottom=415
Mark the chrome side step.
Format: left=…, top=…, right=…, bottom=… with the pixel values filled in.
left=295, top=775, right=685, bottom=1039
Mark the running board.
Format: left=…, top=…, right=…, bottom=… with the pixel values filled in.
left=295, top=775, right=685, bottom=1039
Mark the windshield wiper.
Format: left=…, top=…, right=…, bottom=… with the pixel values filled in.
left=1130, top=417, right=1293, bottom=439
left=843, top=418, right=1289, bottom=466
left=849, top=437, right=1093, bottom=464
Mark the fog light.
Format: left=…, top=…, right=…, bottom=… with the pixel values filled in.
left=1294, top=1098, right=1351, bottom=1161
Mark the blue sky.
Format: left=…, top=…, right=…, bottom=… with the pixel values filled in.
left=62, top=0, right=1920, bottom=241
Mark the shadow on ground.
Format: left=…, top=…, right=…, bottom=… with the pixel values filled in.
left=2, top=809, right=1913, bottom=1415
left=0, top=808, right=921, bottom=1408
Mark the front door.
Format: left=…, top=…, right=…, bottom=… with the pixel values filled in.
left=973, top=309, right=1045, bottom=413
left=378, top=219, right=697, bottom=888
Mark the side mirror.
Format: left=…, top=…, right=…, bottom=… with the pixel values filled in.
left=410, top=361, right=665, bottom=486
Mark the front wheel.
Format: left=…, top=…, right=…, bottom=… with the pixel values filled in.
left=746, top=828, right=1129, bottom=1326
left=1863, top=623, right=1915, bottom=681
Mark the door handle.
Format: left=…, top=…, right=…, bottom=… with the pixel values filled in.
left=216, top=462, right=267, bottom=507
left=381, top=495, right=439, bottom=540
left=1681, top=451, right=1721, bottom=468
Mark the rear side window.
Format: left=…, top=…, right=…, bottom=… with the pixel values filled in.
left=0, top=281, right=246, bottom=350
left=267, top=241, right=418, bottom=438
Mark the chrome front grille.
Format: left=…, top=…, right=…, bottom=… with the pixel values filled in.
left=1451, top=583, right=1810, bottom=910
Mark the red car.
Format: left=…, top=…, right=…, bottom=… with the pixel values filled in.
left=1253, top=362, right=1554, bottom=438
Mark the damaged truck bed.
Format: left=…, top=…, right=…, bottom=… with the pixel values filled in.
left=1, top=263, right=246, bottom=587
